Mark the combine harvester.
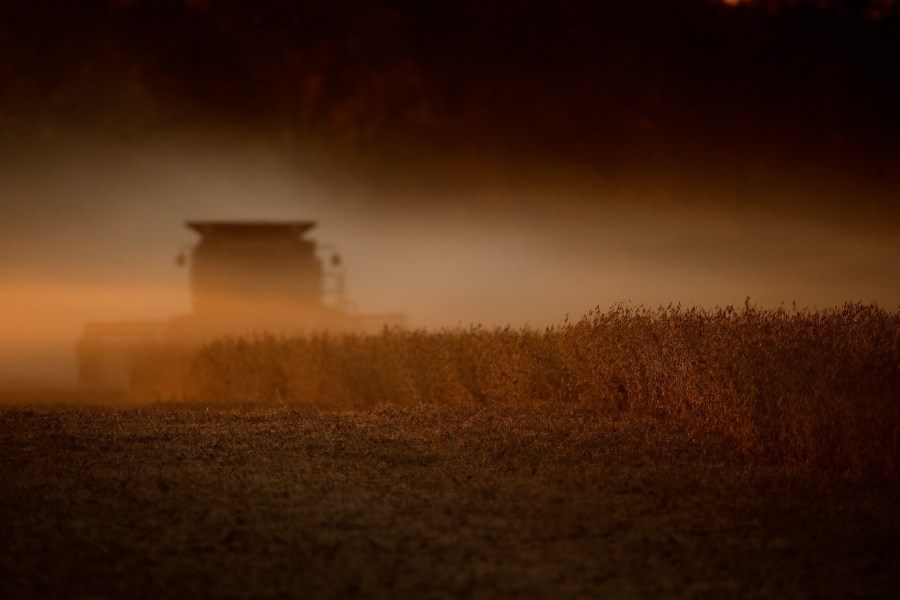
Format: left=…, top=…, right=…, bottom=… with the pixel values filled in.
left=77, top=221, right=404, bottom=390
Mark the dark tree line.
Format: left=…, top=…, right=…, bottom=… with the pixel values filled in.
left=0, top=0, right=897, bottom=169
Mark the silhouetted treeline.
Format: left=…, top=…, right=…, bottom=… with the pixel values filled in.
left=1, top=0, right=897, bottom=169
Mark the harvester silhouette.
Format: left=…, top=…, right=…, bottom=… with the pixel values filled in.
left=77, top=221, right=404, bottom=389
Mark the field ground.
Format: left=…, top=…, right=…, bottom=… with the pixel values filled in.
left=1, top=402, right=897, bottom=599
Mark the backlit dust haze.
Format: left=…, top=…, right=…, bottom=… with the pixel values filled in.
left=1, top=0, right=899, bottom=387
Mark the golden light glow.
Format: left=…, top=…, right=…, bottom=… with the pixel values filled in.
left=1, top=136, right=899, bottom=389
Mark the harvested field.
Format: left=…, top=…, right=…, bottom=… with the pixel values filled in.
left=2, top=304, right=898, bottom=597
left=1, top=402, right=897, bottom=598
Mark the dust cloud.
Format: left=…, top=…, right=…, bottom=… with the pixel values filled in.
left=2, top=131, right=898, bottom=389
